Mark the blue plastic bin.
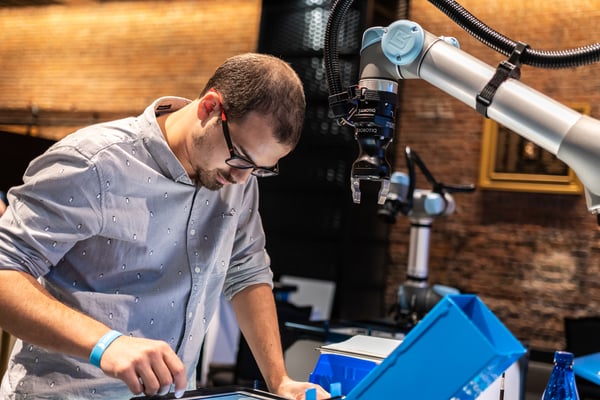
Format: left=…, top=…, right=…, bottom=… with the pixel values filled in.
left=309, top=353, right=378, bottom=395
left=310, top=294, right=526, bottom=400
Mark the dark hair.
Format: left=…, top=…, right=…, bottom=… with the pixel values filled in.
left=200, top=53, right=306, bottom=147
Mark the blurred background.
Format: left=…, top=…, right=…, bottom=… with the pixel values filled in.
left=0, top=0, right=599, bottom=364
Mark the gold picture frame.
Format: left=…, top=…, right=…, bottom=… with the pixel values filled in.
left=478, top=103, right=589, bottom=194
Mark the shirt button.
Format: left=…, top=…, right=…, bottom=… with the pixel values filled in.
left=190, top=229, right=196, bottom=235
left=194, top=267, right=201, bottom=273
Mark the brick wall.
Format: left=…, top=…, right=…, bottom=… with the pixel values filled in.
left=388, top=0, right=600, bottom=350
left=0, top=0, right=261, bottom=139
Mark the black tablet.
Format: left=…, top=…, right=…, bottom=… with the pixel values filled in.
left=132, top=386, right=287, bottom=400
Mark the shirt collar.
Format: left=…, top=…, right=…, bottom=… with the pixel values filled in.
left=141, top=96, right=194, bottom=184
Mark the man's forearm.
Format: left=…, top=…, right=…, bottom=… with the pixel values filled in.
left=0, top=269, right=110, bottom=358
left=0, top=269, right=189, bottom=396
left=230, top=283, right=289, bottom=391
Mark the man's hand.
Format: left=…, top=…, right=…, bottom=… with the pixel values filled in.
left=99, top=335, right=187, bottom=398
left=273, top=376, right=330, bottom=400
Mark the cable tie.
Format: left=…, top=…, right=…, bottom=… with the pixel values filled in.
left=476, top=41, right=529, bottom=117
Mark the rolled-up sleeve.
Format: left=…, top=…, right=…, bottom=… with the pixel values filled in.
left=222, top=178, right=273, bottom=300
left=0, top=145, right=103, bottom=277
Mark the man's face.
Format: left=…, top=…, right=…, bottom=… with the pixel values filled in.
left=188, top=110, right=292, bottom=190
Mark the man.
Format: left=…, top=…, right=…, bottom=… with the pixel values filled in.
left=0, top=53, right=330, bottom=400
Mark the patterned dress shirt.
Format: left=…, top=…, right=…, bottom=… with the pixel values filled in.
left=0, top=97, right=273, bottom=399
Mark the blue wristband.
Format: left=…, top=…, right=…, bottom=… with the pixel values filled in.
left=89, top=330, right=123, bottom=368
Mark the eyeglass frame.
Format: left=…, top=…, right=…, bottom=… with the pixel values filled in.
left=219, top=107, right=280, bottom=178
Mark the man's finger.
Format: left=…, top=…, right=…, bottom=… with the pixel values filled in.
left=164, top=351, right=187, bottom=397
left=137, top=366, right=161, bottom=396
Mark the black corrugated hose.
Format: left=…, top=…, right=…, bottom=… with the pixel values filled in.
left=429, top=0, right=600, bottom=69
left=324, top=0, right=355, bottom=119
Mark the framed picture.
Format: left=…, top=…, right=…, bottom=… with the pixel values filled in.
left=478, top=103, right=589, bottom=194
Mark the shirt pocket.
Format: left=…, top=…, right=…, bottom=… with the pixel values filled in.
left=102, top=194, right=150, bottom=243
left=193, top=212, right=238, bottom=276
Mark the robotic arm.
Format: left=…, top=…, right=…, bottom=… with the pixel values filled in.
left=325, top=0, right=600, bottom=217
left=379, top=147, right=475, bottom=327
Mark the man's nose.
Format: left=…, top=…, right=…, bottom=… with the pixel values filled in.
left=230, top=168, right=253, bottom=184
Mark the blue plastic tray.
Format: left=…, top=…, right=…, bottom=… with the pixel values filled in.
left=574, top=352, right=600, bottom=385
left=310, top=294, right=526, bottom=399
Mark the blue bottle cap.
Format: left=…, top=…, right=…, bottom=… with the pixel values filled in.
left=555, top=351, right=575, bottom=364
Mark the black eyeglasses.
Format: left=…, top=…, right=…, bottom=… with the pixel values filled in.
left=220, top=108, right=279, bottom=177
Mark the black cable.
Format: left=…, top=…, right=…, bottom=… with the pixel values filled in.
left=428, top=0, right=600, bottom=69
left=324, top=0, right=354, bottom=96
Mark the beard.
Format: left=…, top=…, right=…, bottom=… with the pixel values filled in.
left=189, top=126, right=230, bottom=190
left=195, top=169, right=222, bottom=191
left=195, top=168, right=235, bottom=191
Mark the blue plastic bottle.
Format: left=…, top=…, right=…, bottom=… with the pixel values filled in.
left=542, top=351, right=580, bottom=400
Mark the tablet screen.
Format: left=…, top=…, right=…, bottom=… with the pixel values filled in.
left=174, top=390, right=283, bottom=400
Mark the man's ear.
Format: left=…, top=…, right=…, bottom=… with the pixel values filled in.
left=197, top=91, right=222, bottom=120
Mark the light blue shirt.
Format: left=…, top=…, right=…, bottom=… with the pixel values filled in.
left=0, top=97, right=273, bottom=399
